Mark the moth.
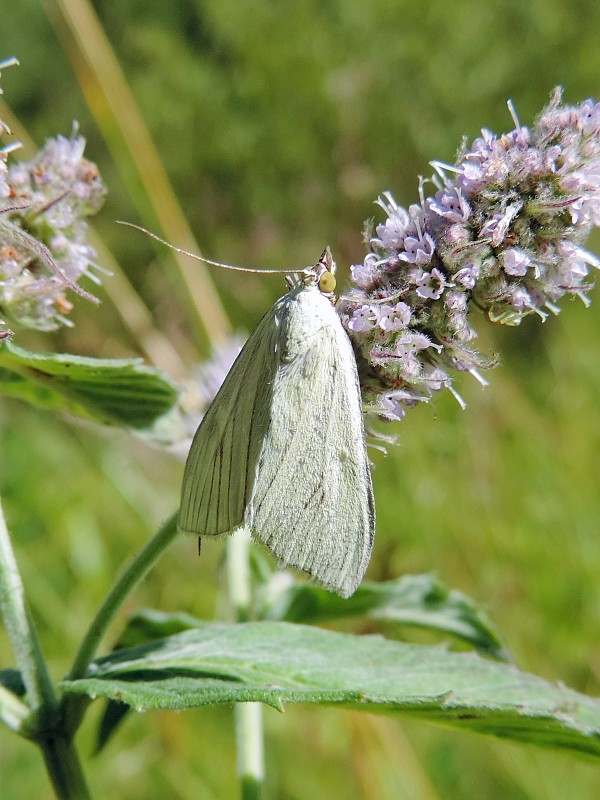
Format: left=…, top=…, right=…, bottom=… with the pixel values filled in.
left=179, top=249, right=375, bottom=597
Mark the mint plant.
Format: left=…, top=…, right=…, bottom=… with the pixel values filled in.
left=1, top=56, right=600, bottom=799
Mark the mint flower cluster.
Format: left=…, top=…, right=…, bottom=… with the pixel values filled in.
left=0, top=58, right=17, bottom=166
left=0, top=130, right=107, bottom=333
left=0, top=58, right=106, bottom=335
left=338, top=89, right=600, bottom=421
left=1, top=58, right=19, bottom=338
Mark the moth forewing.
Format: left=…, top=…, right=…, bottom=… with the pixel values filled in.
left=246, top=286, right=374, bottom=597
left=178, top=304, right=280, bottom=536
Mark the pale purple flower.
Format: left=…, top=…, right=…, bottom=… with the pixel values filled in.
left=502, top=247, right=530, bottom=277
left=376, top=301, right=411, bottom=332
left=479, top=203, right=522, bottom=247
left=350, top=254, right=378, bottom=289
left=444, top=289, right=468, bottom=311
left=372, top=192, right=413, bottom=250
left=509, top=285, right=536, bottom=311
left=428, top=186, right=471, bottom=223
left=578, top=99, right=600, bottom=136
left=457, top=162, right=486, bottom=194
left=454, top=263, right=480, bottom=289
left=420, top=365, right=450, bottom=392
left=416, top=267, right=449, bottom=299
left=397, top=332, right=437, bottom=355
left=400, top=231, right=435, bottom=265
left=348, top=304, right=378, bottom=332
left=379, top=394, right=407, bottom=421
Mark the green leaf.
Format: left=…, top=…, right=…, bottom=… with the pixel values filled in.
left=95, top=699, right=130, bottom=754
left=113, top=609, right=206, bottom=648
left=93, top=609, right=205, bottom=752
left=109, top=573, right=506, bottom=663
left=258, top=575, right=507, bottom=660
left=0, top=668, right=26, bottom=698
left=0, top=670, right=29, bottom=733
left=62, top=621, right=600, bottom=758
left=0, top=340, right=179, bottom=429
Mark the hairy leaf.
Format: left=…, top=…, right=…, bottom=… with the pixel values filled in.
left=0, top=340, right=179, bottom=428
left=62, top=622, right=600, bottom=758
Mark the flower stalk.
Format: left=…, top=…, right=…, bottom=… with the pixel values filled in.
left=227, top=529, right=265, bottom=800
left=0, top=495, right=91, bottom=799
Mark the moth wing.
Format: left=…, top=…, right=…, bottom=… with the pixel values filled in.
left=247, top=289, right=375, bottom=598
left=179, top=301, right=281, bottom=536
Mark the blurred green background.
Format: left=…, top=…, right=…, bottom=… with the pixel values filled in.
left=1, top=0, right=600, bottom=797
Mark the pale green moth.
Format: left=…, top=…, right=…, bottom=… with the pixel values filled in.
left=179, top=249, right=375, bottom=598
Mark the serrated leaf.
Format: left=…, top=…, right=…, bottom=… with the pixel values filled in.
left=61, top=622, right=600, bottom=758
left=93, top=609, right=206, bottom=752
left=0, top=340, right=179, bottom=428
left=259, top=575, right=507, bottom=660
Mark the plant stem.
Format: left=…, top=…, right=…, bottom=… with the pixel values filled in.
left=226, top=525, right=252, bottom=623
left=227, top=528, right=265, bottom=800
left=236, top=702, right=265, bottom=800
left=61, top=512, right=179, bottom=738
left=39, top=733, right=91, bottom=800
left=0, top=495, right=56, bottom=711
left=67, top=511, right=179, bottom=682
left=1, top=495, right=91, bottom=799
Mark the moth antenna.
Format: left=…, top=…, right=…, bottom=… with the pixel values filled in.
left=118, top=221, right=319, bottom=275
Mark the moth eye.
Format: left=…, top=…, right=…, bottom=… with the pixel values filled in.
left=319, top=271, right=336, bottom=293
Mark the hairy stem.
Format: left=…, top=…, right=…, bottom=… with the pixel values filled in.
left=227, top=528, right=265, bottom=800
left=1, top=496, right=91, bottom=798
left=61, top=512, right=179, bottom=738
left=67, top=512, right=179, bottom=682
left=0, top=496, right=56, bottom=711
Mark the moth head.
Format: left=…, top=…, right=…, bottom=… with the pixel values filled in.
left=302, top=246, right=337, bottom=296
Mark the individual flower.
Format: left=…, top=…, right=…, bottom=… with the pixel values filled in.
left=348, top=304, right=378, bottom=332
left=339, top=88, right=600, bottom=421
left=428, top=186, right=471, bottom=223
left=501, top=247, right=530, bottom=277
left=416, top=267, right=450, bottom=299
left=376, top=301, right=411, bottom=331
left=350, top=253, right=378, bottom=290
